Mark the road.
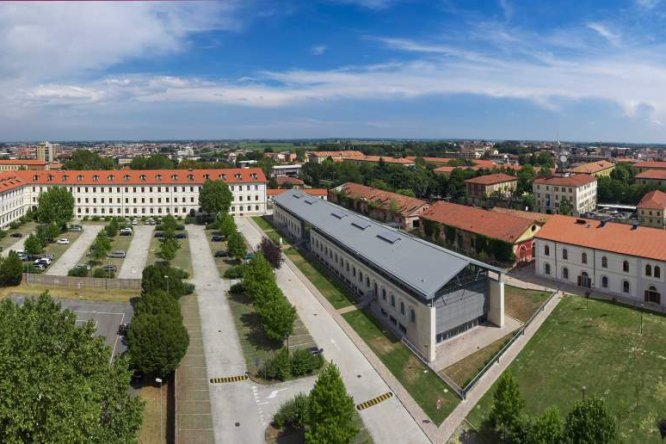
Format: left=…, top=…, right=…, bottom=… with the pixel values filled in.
left=2, top=235, right=29, bottom=257
left=237, top=217, right=430, bottom=444
left=47, top=225, right=103, bottom=276
left=186, top=225, right=264, bottom=444
left=118, top=225, right=154, bottom=279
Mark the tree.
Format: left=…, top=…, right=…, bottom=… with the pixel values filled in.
left=488, top=372, right=525, bottom=441
left=105, top=218, right=119, bottom=237
left=306, top=364, right=358, bottom=444
left=91, top=231, right=112, bottom=262
left=227, top=231, right=246, bottom=261
left=0, top=251, right=23, bottom=286
left=521, top=406, right=563, bottom=444
left=47, top=222, right=60, bottom=241
left=141, top=264, right=193, bottom=298
left=559, top=197, right=574, bottom=216
left=563, top=398, right=617, bottom=444
left=129, top=154, right=175, bottom=170
left=258, top=237, right=282, bottom=268
left=0, top=293, right=144, bottom=441
left=257, top=290, right=296, bottom=342
left=218, top=213, right=237, bottom=237
left=24, top=233, right=43, bottom=255
left=127, top=312, right=189, bottom=377
left=62, top=149, right=115, bottom=170
left=37, top=187, right=75, bottom=227
left=522, top=193, right=537, bottom=211
left=135, top=290, right=181, bottom=319
left=199, top=179, right=233, bottom=216
left=242, top=254, right=275, bottom=297
left=158, top=236, right=179, bottom=263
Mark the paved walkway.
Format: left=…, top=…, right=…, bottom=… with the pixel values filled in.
left=239, top=217, right=431, bottom=444
left=47, top=225, right=103, bottom=276
left=118, top=225, right=154, bottom=279
left=2, top=235, right=29, bottom=257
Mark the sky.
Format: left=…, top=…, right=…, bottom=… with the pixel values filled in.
left=5, top=0, right=666, bottom=142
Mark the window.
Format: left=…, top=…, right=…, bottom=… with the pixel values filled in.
left=410, top=308, right=416, bottom=323
left=581, top=252, right=587, bottom=264
left=562, top=267, right=569, bottom=280
left=400, top=302, right=405, bottom=315
left=601, top=276, right=608, bottom=288
left=544, top=263, right=551, bottom=275
left=544, top=245, right=550, bottom=256
left=390, top=294, right=395, bottom=307
left=656, top=266, right=661, bottom=279
left=562, top=249, right=568, bottom=260
left=646, top=264, right=652, bottom=277
left=623, top=280, right=630, bottom=293
left=602, top=256, right=608, bottom=268
left=623, top=261, right=629, bottom=273
left=381, top=288, right=386, bottom=300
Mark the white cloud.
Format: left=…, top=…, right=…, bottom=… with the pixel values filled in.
left=636, top=0, right=661, bottom=10
left=586, top=22, right=622, bottom=47
left=329, top=0, right=397, bottom=10
left=498, top=0, right=512, bottom=21
left=311, top=45, right=327, bottom=55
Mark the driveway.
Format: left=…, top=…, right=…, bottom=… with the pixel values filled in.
left=118, top=225, right=154, bottom=279
left=47, top=225, right=103, bottom=276
left=237, top=218, right=430, bottom=444
left=2, top=235, right=29, bottom=257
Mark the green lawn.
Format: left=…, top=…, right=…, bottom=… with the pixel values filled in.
left=43, top=230, right=81, bottom=264
left=145, top=232, right=193, bottom=278
left=343, top=309, right=459, bottom=425
left=467, top=296, right=666, bottom=443
left=251, top=216, right=281, bottom=243
left=0, top=221, right=36, bottom=251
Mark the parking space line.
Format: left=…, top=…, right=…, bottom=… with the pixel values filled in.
left=110, top=313, right=124, bottom=363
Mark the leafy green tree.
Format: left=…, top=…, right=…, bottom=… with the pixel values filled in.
left=488, top=372, right=525, bottom=442
left=522, top=193, right=537, bottom=211
left=218, top=213, right=237, bottom=237
left=24, top=234, right=43, bottom=255
left=559, top=198, right=574, bottom=216
left=273, top=393, right=308, bottom=429
left=0, top=293, right=144, bottom=442
left=37, top=187, right=75, bottom=227
left=135, top=290, right=182, bottom=319
left=563, top=397, right=617, bottom=444
left=141, top=264, right=193, bottom=298
left=47, top=222, right=60, bottom=241
left=0, top=251, right=23, bottom=286
left=242, top=254, right=275, bottom=297
left=105, top=218, right=119, bottom=237
left=257, top=290, right=296, bottom=342
left=127, top=312, right=189, bottom=377
left=158, top=236, right=180, bottom=263
left=522, top=406, right=563, bottom=444
left=129, top=154, right=175, bottom=170
left=199, top=179, right=233, bottom=216
left=258, top=237, right=282, bottom=268
left=306, top=364, right=358, bottom=444
left=62, top=149, right=115, bottom=170
left=91, top=231, right=112, bottom=262
left=227, top=231, right=246, bottom=261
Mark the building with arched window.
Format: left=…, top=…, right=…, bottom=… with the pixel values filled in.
left=535, top=215, right=666, bottom=309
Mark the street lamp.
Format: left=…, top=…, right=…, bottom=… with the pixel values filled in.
left=581, top=385, right=587, bottom=401
left=155, top=377, right=163, bottom=442
left=164, top=275, right=169, bottom=294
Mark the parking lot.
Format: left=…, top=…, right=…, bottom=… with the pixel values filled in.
left=47, top=225, right=103, bottom=276
left=11, top=295, right=133, bottom=360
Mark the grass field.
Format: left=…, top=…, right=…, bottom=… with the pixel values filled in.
left=43, top=230, right=82, bottom=262
left=138, top=384, right=167, bottom=444
left=467, top=295, right=666, bottom=443
left=441, top=333, right=514, bottom=388
left=0, top=222, right=36, bottom=251
left=0, top=282, right=138, bottom=302
left=145, top=233, right=192, bottom=278
left=343, top=309, right=459, bottom=425
left=504, top=285, right=552, bottom=322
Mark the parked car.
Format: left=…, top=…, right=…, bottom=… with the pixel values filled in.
left=214, top=250, right=229, bottom=257
left=33, top=263, right=46, bottom=271
left=68, top=225, right=83, bottom=232
left=57, top=238, right=70, bottom=245
left=10, top=232, right=23, bottom=238
left=107, top=251, right=126, bottom=258
left=119, top=228, right=133, bottom=236
left=154, top=231, right=164, bottom=238
left=74, top=263, right=91, bottom=271
left=176, top=232, right=187, bottom=239
left=36, top=253, right=55, bottom=260
left=101, top=264, right=118, bottom=273
left=211, top=235, right=225, bottom=242
left=117, top=323, right=129, bottom=336
left=307, top=347, right=324, bottom=356
left=33, top=258, right=51, bottom=267
left=131, top=219, right=138, bottom=225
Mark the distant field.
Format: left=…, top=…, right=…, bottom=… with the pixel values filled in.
left=238, top=142, right=313, bottom=152
left=467, top=295, right=666, bottom=443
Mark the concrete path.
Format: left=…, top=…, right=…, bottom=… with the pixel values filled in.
left=2, top=235, right=29, bottom=257
left=47, top=225, right=103, bottom=276
left=238, top=217, right=431, bottom=444
left=186, top=225, right=264, bottom=444
left=118, top=225, right=154, bottom=279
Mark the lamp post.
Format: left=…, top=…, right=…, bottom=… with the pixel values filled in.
left=581, top=385, right=587, bottom=401
left=155, top=377, right=163, bottom=442
left=640, top=303, right=645, bottom=335
left=164, top=275, right=169, bottom=295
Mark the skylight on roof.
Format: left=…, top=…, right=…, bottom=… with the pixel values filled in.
left=331, top=210, right=347, bottom=219
left=304, top=197, right=318, bottom=205
left=351, top=220, right=371, bottom=230
left=377, top=230, right=401, bottom=244
left=293, top=194, right=303, bottom=199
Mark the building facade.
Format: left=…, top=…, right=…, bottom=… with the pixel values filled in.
left=636, top=169, right=666, bottom=187
left=272, top=189, right=504, bottom=362
left=533, top=175, right=597, bottom=215
left=637, top=190, right=666, bottom=229
left=0, top=160, right=50, bottom=171
left=535, top=215, right=666, bottom=308
left=571, top=160, right=615, bottom=177
left=36, top=142, right=57, bottom=163
left=465, top=173, right=517, bottom=200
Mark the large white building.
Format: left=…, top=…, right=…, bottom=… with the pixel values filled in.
left=533, top=175, right=597, bottom=215
left=535, top=215, right=666, bottom=308
left=273, top=189, right=505, bottom=362
left=0, top=168, right=267, bottom=227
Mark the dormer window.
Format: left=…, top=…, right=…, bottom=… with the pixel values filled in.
left=92, top=175, right=99, bottom=182
left=107, top=175, right=115, bottom=182
left=235, top=173, right=241, bottom=179
left=251, top=173, right=257, bottom=179
left=77, top=175, right=83, bottom=182
left=123, top=175, right=130, bottom=182
left=171, top=174, right=178, bottom=181
left=140, top=175, right=146, bottom=182
left=46, top=175, right=54, bottom=182
left=187, top=174, right=194, bottom=181
left=61, top=175, right=69, bottom=182
left=156, top=174, right=162, bottom=182
left=32, top=175, right=38, bottom=181
left=221, top=174, right=226, bottom=180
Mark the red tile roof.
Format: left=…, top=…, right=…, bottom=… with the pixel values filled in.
left=0, top=159, right=48, bottom=165
left=309, top=150, right=365, bottom=159
left=404, top=156, right=456, bottom=165
left=420, top=201, right=537, bottom=244
left=355, top=155, right=414, bottom=165
left=636, top=169, right=666, bottom=180
left=536, top=214, right=666, bottom=261
left=571, top=160, right=614, bottom=174
left=0, top=173, right=26, bottom=192
left=635, top=161, right=666, bottom=170
left=464, top=173, right=517, bottom=185
left=637, top=190, right=666, bottom=210
left=335, top=182, right=428, bottom=217
left=533, top=174, right=597, bottom=187
left=268, top=188, right=327, bottom=197
left=275, top=176, right=304, bottom=186
left=491, top=207, right=553, bottom=224
left=16, top=168, right=267, bottom=186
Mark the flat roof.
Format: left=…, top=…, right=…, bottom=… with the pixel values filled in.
left=273, top=189, right=500, bottom=300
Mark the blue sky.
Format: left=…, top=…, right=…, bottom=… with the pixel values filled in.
left=3, top=0, right=666, bottom=142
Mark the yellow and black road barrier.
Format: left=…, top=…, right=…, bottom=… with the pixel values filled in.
left=210, top=375, right=249, bottom=384
left=356, top=392, right=393, bottom=411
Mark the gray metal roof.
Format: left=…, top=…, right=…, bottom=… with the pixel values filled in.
left=273, top=189, right=501, bottom=300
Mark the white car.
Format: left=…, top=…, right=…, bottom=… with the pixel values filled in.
left=57, top=238, right=70, bottom=245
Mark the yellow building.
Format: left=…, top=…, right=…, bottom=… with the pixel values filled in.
left=571, top=160, right=615, bottom=177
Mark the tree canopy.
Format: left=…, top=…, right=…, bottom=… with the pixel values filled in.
left=0, top=251, right=23, bottom=286
left=129, top=154, right=175, bottom=170
left=62, top=149, right=115, bottom=170
left=563, top=398, right=617, bottom=444
left=0, top=293, right=144, bottom=442
left=37, top=187, right=75, bottom=226
left=227, top=231, right=246, bottom=261
left=127, top=312, right=189, bottom=377
left=199, top=180, right=233, bottom=216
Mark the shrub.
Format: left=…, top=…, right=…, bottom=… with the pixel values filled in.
left=93, top=268, right=115, bottom=279
left=273, top=393, right=309, bottom=429
left=142, top=264, right=191, bottom=298
left=68, top=267, right=89, bottom=277
left=263, top=347, right=291, bottom=381
left=8, top=221, right=20, bottom=230
left=223, top=265, right=245, bottom=279
left=82, top=216, right=90, bottom=221
left=91, top=215, right=100, bottom=221
left=229, top=283, right=245, bottom=294
left=290, top=349, right=324, bottom=377
left=0, top=251, right=24, bottom=286
left=23, top=263, right=40, bottom=274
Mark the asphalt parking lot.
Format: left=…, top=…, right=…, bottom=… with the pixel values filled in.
left=11, top=296, right=133, bottom=360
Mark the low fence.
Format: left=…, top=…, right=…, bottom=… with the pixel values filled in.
left=24, top=273, right=142, bottom=290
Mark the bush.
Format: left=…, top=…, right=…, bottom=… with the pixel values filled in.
left=229, top=283, right=245, bottom=294
left=23, top=263, right=40, bottom=274
left=263, top=348, right=291, bottom=381
left=223, top=265, right=245, bottom=279
left=68, top=267, right=89, bottom=277
left=93, top=268, right=115, bottom=278
left=290, top=349, right=324, bottom=377
left=8, top=221, right=20, bottom=230
left=273, top=393, right=309, bottom=429
left=91, top=215, right=100, bottom=221
left=0, top=251, right=24, bottom=286
left=82, top=216, right=90, bottom=221
left=142, top=264, right=191, bottom=298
